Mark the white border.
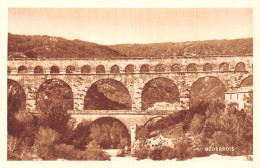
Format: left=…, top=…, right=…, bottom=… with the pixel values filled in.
left=1, top=0, right=260, bottom=168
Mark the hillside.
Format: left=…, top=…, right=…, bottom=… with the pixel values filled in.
left=109, top=38, right=253, bottom=57
left=8, top=33, right=126, bottom=59
left=8, top=33, right=252, bottom=59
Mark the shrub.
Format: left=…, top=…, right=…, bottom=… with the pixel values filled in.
left=32, top=127, right=61, bottom=160
left=174, top=141, right=192, bottom=160
left=37, top=102, right=75, bottom=144
left=84, top=141, right=111, bottom=160
left=69, top=119, right=92, bottom=149
left=161, top=146, right=176, bottom=160
left=136, top=126, right=150, bottom=139
left=7, top=110, right=39, bottom=160
left=7, top=135, right=22, bottom=160
left=52, top=141, right=111, bottom=160
left=189, top=114, right=206, bottom=134
left=149, top=147, right=163, bottom=160
left=134, top=146, right=150, bottom=160
left=202, top=100, right=253, bottom=156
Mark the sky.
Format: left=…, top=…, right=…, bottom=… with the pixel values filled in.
left=8, top=8, right=253, bottom=45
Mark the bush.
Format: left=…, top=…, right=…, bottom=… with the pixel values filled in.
left=189, top=114, right=206, bottom=134
left=84, top=141, right=111, bottom=160
left=202, top=100, right=253, bottom=156
left=149, top=102, right=209, bottom=133
left=149, top=147, right=163, bottom=160
left=32, top=127, right=61, bottom=160
left=136, top=126, right=150, bottom=139
left=69, top=118, right=92, bottom=149
left=161, top=146, right=176, bottom=160
left=7, top=111, right=39, bottom=160
left=8, top=135, right=23, bottom=160
left=174, top=141, right=192, bottom=160
left=134, top=146, right=150, bottom=160
left=53, top=143, right=110, bottom=160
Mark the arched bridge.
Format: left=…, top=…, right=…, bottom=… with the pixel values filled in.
left=8, top=55, right=253, bottom=132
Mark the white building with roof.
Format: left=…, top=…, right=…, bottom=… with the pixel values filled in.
left=225, top=86, right=253, bottom=110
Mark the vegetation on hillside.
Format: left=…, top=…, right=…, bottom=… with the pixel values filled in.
left=134, top=95, right=253, bottom=160
left=8, top=33, right=252, bottom=59
left=8, top=33, right=125, bottom=59
left=109, top=38, right=253, bottom=57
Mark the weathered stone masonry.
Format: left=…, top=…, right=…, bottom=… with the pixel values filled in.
left=7, top=56, right=253, bottom=131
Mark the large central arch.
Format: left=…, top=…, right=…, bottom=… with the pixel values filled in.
left=36, top=79, right=74, bottom=113
left=141, top=77, right=180, bottom=110
left=84, top=79, right=132, bottom=110
left=189, top=76, right=227, bottom=107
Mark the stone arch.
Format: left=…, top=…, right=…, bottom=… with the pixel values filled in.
left=187, top=63, right=197, bottom=72
left=143, top=116, right=164, bottom=128
left=203, top=63, right=213, bottom=71
left=189, top=76, right=227, bottom=108
left=140, top=64, right=150, bottom=73
left=110, top=65, right=120, bottom=74
left=239, top=75, right=253, bottom=87
left=155, top=64, right=166, bottom=72
left=88, top=117, right=131, bottom=149
left=125, top=64, right=135, bottom=73
left=18, top=65, right=27, bottom=73
left=8, top=66, right=11, bottom=74
left=81, top=65, right=91, bottom=73
left=171, top=64, right=181, bottom=72
left=36, top=78, right=74, bottom=113
left=96, top=65, right=105, bottom=73
left=219, top=62, right=230, bottom=72
left=84, top=78, right=132, bottom=110
left=8, top=79, right=26, bottom=134
left=34, top=66, right=44, bottom=74
left=235, top=62, right=246, bottom=71
left=8, top=79, right=26, bottom=112
left=141, top=77, right=180, bottom=110
left=66, top=65, right=75, bottom=74
left=50, top=66, right=60, bottom=73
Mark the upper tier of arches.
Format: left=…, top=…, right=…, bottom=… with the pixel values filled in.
left=8, top=62, right=249, bottom=74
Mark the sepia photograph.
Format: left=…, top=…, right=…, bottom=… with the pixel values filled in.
left=1, top=1, right=260, bottom=167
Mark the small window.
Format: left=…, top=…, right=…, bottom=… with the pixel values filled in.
left=66, top=66, right=75, bottom=74
left=187, top=63, right=197, bottom=72
left=171, top=64, right=181, bottom=72
left=125, top=64, right=134, bottom=73
left=110, top=65, right=120, bottom=73
left=140, top=64, right=149, bottom=73
left=34, top=66, right=44, bottom=74
left=81, top=65, right=91, bottom=73
left=96, top=65, right=105, bottom=73
left=235, top=62, right=246, bottom=71
left=155, top=64, right=165, bottom=72
left=219, top=63, right=229, bottom=72
left=203, top=63, right=213, bottom=71
left=18, top=66, right=27, bottom=73
left=50, top=66, right=60, bottom=73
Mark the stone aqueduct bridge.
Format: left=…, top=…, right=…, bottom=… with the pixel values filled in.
left=8, top=56, right=253, bottom=131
